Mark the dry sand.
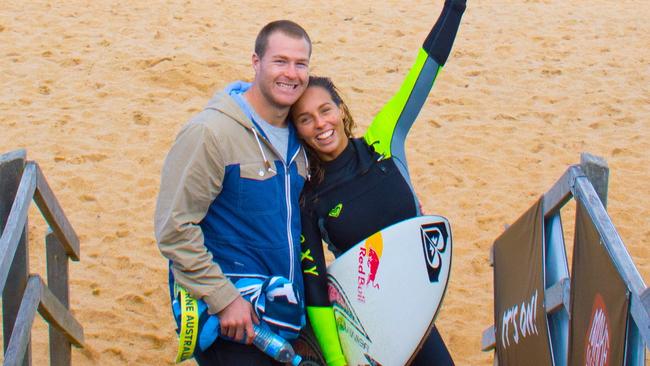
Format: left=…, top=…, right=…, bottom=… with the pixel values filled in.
left=1, top=1, right=648, bottom=364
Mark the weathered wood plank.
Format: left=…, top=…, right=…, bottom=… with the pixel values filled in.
left=3, top=276, right=41, bottom=366
left=544, top=277, right=570, bottom=313
left=0, top=163, right=36, bottom=294
left=36, top=276, right=84, bottom=347
left=642, top=287, right=650, bottom=311
left=33, top=163, right=80, bottom=261
left=573, top=176, right=650, bottom=345
left=3, top=231, right=30, bottom=366
left=481, top=325, right=496, bottom=352
left=46, top=231, right=72, bottom=365
left=46, top=232, right=69, bottom=307
left=541, top=165, right=578, bottom=218
left=629, top=293, right=650, bottom=352
left=573, top=177, right=646, bottom=295
left=1, top=149, right=31, bottom=366
left=580, top=153, right=609, bottom=209
left=0, top=149, right=26, bottom=167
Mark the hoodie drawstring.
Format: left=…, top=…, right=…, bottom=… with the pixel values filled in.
left=302, top=147, right=311, bottom=181
left=251, top=128, right=276, bottom=174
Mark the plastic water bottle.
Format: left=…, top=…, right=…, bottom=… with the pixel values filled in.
left=253, top=325, right=302, bottom=365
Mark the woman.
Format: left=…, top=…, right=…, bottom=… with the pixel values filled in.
left=292, top=1, right=466, bottom=365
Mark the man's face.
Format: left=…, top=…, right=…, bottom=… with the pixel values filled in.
left=253, top=31, right=310, bottom=109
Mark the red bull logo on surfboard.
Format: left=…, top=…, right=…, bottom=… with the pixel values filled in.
left=356, top=232, right=383, bottom=303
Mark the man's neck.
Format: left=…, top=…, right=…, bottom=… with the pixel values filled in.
left=243, top=86, right=289, bottom=128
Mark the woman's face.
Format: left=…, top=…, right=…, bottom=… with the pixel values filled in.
left=292, top=86, right=348, bottom=161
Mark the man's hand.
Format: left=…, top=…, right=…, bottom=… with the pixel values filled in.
left=217, top=296, right=259, bottom=344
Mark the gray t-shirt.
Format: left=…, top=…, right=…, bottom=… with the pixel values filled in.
left=233, top=93, right=289, bottom=163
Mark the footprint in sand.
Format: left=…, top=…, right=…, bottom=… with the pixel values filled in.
left=428, top=120, right=441, bottom=128
left=38, top=85, right=51, bottom=95
left=79, top=194, right=96, bottom=202
left=116, top=230, right=129, bottom=238
left=103, top=348, right=127, bottom=363
left=494, top=113, right=517, bottom=121
left=132, top=111, right=151, bottom=126
left=530, top=143, right=544, bottom=153
left=89, top=282, right=101, bottom=296
left=60, top=58, right=81, bottom=67
left=65, top=153, right=107, bottom=165
left=541, top=68, right=562, bottom=76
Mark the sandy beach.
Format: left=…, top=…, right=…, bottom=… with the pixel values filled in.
left=1, top=1, right=648, bottom=364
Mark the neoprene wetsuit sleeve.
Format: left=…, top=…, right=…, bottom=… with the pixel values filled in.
left=364, top=0, right=466, bottom=166
left=308, top=307, right=346, bottom=366
left=300, top=210, right=346, bottom=365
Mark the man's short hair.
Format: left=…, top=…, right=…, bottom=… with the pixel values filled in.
left=255, top=20, right=312, bottom=58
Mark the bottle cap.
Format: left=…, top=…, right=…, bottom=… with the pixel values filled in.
left=291, top=355, right=302, bottom=366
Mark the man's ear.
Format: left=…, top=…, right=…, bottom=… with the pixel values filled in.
left=252, top=53, right=260, bottom=74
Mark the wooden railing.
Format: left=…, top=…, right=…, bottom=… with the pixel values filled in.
left=1, top=150, right=84, bottom=366
left=481, top=153, right=649, bottom=365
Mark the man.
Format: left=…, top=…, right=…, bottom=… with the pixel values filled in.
left=155, top=20, right=311, bottom=365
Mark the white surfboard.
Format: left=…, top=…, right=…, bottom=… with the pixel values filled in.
left=294, top=215, right=452, bottom=366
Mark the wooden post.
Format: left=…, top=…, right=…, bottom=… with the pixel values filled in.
left=580, top=152, right=609, bottom=209
left=46, top=231, right=71, bottom=366
left=1, top=149, right=31, bottom=366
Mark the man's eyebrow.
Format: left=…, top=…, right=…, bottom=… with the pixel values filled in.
left=269, top=54, right=309, bottom=63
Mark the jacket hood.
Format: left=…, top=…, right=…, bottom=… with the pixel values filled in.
left=204, top=81, right=254, bottom=130
left=204, top=81, right=307, bottom=172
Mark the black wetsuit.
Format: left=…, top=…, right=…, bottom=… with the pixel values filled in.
left=300, top=139, right=454, bottom=366
left=299, top=1, right=465, bottom=364
left=301, top=139, right=416, bottom=257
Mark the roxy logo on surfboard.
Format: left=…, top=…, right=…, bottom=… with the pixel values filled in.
left=356, top=232, right=383, bottom=302
left=420, top=222, right=449, bottom=282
